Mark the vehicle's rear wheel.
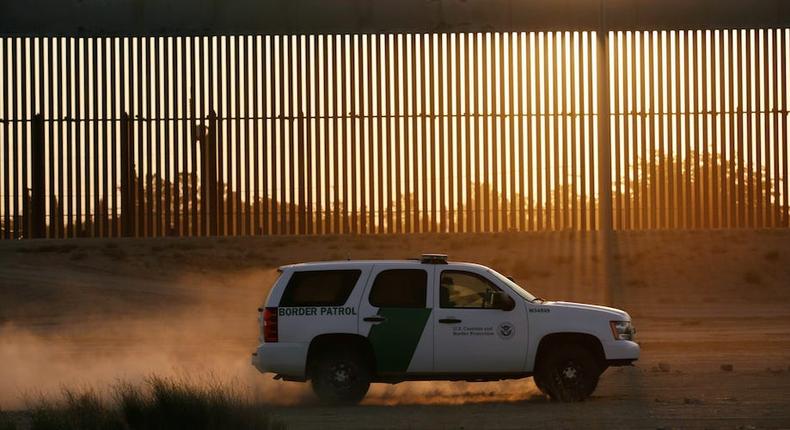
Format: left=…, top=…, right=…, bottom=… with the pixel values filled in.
left=532, top=373, right=548, bottom=395
left=310, top=349, right=371, bottom=405
left=535, top=344, right=600, bottom=402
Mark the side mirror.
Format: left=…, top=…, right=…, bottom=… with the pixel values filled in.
left=490, top=291, right=516, bottom=311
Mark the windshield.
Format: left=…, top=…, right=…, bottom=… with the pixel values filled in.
left=487, top=269, right=537, bottom=302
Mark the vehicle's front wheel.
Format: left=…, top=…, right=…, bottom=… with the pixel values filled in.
left=535, top=344, right=600, bottom=402
left=310, top=349, right=371, bottom=405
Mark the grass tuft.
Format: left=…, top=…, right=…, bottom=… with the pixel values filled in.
left=30, top=389, right=124, bottom=430
left=0, top=407, right=17, bottom=430
left=23, top=377, right=284, bottom=430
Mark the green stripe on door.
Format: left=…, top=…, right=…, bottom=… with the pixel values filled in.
left=367, top=308, right=432, bottom=373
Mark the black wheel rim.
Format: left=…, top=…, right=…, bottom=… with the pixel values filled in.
left=325, top=361, right=356, bottom=390
left=551, top=359, right=586, bottom=395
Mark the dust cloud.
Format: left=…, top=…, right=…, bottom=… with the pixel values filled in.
left=0, top=268, right=312, bottom=409
left=0, top=266, right=539, bottom=410
left=0, top=320, right=539, bottom=409
left=365, top=380, right=540, bottom=405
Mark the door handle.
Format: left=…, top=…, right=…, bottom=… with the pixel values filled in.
left=439, top=318, right=462, bottom=324
left=363, top=316, right=387, bottom=323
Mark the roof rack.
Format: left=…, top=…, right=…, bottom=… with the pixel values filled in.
left=420, top=254, right=448, bottom=264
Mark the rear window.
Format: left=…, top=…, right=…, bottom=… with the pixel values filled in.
left=279, top=270, right=361, bottom=307
left=369, top=269, right=427, bottom=308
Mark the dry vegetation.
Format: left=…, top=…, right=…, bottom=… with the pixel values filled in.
left=2, top=377, right=283, bottom=430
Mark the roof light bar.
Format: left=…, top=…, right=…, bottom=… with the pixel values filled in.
left=420, top=254, right=448, bottom=264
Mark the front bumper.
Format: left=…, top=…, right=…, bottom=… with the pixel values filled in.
left=603, top=339, right=640, bottom=362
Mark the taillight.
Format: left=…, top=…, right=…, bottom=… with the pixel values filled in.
left=263, top=307, right=278, bottom=342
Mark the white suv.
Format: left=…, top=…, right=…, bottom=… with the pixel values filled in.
left=252, top=255, right=639, bottom=404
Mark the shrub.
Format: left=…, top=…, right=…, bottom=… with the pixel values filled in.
left=118, top=376, right=285, bottom=430
left=0, top=408, right=17, bottom=430
left=23, top=377, right=284, bottom=430
left=29, top=389, right=124, bottom=430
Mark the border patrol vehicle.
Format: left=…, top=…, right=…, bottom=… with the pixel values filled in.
left=252, top=254, right=639, bottom=404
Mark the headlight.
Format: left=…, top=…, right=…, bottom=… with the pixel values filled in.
left=610, top=320, right=635, bottom=341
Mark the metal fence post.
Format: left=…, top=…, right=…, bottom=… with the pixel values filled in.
left=597, top=14, right=613, bottom=234
left=597, top=1, right=618, bottom=307
left=199, top=110, right=219, bottom=236
left=31, top=113, right=46, bottom=238
left=120, top=112, right=134, bottom=237
left=208, top=110, right=219, bottom=236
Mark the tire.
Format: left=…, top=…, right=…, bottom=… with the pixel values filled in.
left=532, top=373, right=548, bottom=396
left=535, top=344, right=601, bottom=402
left=310, top=348, right=371, bottom=405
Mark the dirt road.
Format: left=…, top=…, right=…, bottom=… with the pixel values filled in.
left=1, top=230, right=789, bottom=428
left=276, top=366, right=790, bottom=429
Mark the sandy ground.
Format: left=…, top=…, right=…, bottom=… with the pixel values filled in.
left=1, top=230, right=789, bottom=429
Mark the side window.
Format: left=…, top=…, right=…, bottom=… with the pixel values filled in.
left=369, top=269, right=427, bottom=308
left=440, top=270, right=501, bottom=309
left=279, top=270, right=361, bottom=307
